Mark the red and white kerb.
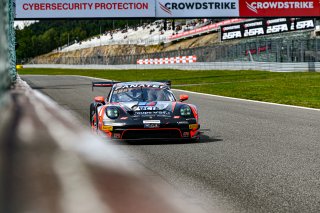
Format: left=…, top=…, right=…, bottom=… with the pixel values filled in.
left=137, top=55, right=197, bottom=65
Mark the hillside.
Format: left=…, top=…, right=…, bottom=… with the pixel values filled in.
left=32, top=33, right=220, bottom=64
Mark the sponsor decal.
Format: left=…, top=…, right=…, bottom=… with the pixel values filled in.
left=15, top=0, right=155, bottom=19
left=244, top=27, right=264, bottom=37
left=169, top=19, right=246, bottom=40
left=135, top=101, right=170, bottom=111
left=163, top=1, right=237, bottom=10
left=240, top=0, right=320, bottom=17
left=156, top=0, right=239, bottom=17
left=114, top=84, right=166, bottom=91
left=135, top=111, right=171, bottom=115
left=159, top=2, right=172, bottom=15
left=296, top=19, right=314, bottom=29
left=223, top=24, right=241, bottom=31
left=143, top=120, right=161, bottom=124
left=21, top=2, right=149, bottom=11
left=245, top=45, right=271, bottom=55
left=183, top=132, right=190, bottom=137
left=266, top=24, right=288, bottom=34
left=246, top=1, right=257, bottom=13
left=243, top=21, right=264, bottom=36
left=221, top=18, right=315, bottom=41
left=137, top=102, right=160, bottom=111
left=222, top=30, right=242, bottom=40
left=137, top=106, right=159, bottom=111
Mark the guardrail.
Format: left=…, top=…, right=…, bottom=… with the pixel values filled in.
left=24, top=62, right=320, bottom=72
left=0, top=77, right=199, bottom=213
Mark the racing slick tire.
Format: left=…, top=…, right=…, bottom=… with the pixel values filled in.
left=189, top=133, right=200, bottom=143
left=89, top=103, right=96, bottom=125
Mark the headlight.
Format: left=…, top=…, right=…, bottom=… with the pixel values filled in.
left=180, top=105, right=192, bottom=117
left=106, top=107, right=119, bottom=119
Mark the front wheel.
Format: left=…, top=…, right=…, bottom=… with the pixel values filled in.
left=189, top=137, right=200, bottom=143
left=189, top=131, right=201, bottom=143
left=89, top=103, right=96, bottom=125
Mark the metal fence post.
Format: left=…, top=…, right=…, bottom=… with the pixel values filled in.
left=301, top=42, right=304, bottom=62
left=276, top=40, right=279, bottom=62
left=8, top=0, right=16, bottom=83
left=316, top=39, right=318, bottom=62
left=287, top=43, right=290, bottom=62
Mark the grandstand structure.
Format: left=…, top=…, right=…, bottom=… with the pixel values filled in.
left=61, top=23, right=172, bottom=52
left=60, top=19, right=247, bottom=52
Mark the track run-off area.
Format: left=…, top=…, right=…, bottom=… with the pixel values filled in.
left=22, top=75, right=320, bottom=213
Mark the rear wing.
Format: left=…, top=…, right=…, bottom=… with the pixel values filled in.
left=92, top=81, right=120, bottom=91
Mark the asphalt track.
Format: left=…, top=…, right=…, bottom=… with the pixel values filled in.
left=22, top=75, right=320, bottom=213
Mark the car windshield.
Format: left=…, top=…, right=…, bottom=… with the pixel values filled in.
left=110, top=87, right=175, bottom=102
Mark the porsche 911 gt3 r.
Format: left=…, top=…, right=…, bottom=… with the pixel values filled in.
left=90, top=81, right=200, bottom=141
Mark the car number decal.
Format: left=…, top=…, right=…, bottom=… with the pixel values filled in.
left=143, top=120, right=161, bottom=124
left=143, top=120, right=160, bottom=128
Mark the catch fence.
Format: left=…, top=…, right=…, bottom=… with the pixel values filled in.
left=0, top=0, right=16, bottom=99
left=30, top=31, right=320, bottom=66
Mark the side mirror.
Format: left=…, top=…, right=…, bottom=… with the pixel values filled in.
left=94, top=96, right=105, bottom=104
left=179, top=94, right=189, bottom=102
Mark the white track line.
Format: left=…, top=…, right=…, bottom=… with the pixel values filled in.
left=173, top=89, right=320, bottom=112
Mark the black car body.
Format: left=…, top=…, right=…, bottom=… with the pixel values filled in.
left=90, top=81, right=200, bottom=141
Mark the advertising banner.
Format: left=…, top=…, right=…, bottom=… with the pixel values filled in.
left=169, top=18, right=245, bottom=40
left=239, top=0, right=320, bottom=17
left=15, top=0, right=320, bottom=19
left=221, top=18, right=315, bottom=41
left=15, top=0, right=155, bottom=19
left=156, top=0, right=239, bottom=17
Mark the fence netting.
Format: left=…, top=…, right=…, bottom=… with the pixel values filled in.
left=0, top=0, right=16, bottom=99
left=0, top=0, right=10, bottom=98
left=8, top=0, right=17, bottom=83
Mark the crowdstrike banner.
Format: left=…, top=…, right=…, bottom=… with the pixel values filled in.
left=156, top=0, right=239, bottom=17
left=15, top=0, right=155, bottom=18
left=239, top=0, right=320, bottom=17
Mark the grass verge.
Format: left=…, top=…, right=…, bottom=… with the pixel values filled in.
left=19, top=68, right=320, bottom=109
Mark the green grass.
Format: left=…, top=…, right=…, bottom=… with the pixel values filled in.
left=19, top=68, right=320, bottom=109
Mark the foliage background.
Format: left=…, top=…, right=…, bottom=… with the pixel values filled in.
left=15, top=19, right=146, bottom=62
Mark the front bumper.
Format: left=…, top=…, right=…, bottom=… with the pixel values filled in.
left=101, top=122, right=200, bottom=140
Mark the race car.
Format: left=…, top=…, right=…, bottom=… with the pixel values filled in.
left=90, top=81, right=200, bottom=141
